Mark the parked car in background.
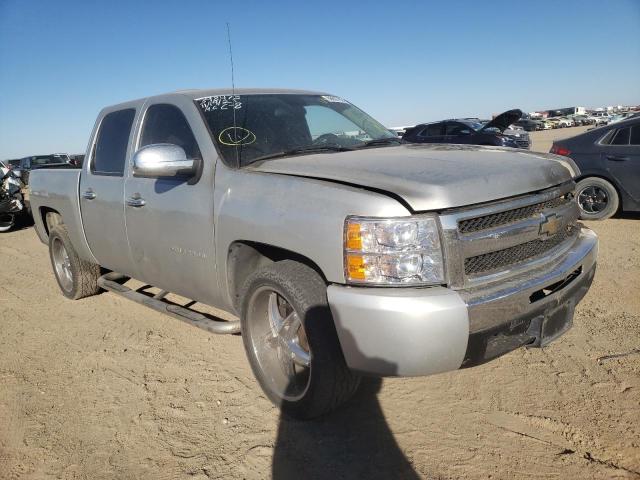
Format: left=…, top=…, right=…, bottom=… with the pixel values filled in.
left=513, top=118, right=541, bottom=131
left=551, top=116, right=640, bottom=219
left=15, top=153, right=76, bottom=184
left=546, top=118, right=561, bottom=129
left=537, top=119, right=553, bottom=130
left=572, top=115, right=594, bottom=126
left=556, top=117, right=574, bottom=128
left=402, top=109, right=527, bottom=148
left=484, top=121, right=531, bottom=149
left=591, top=112, right=611, bottom=126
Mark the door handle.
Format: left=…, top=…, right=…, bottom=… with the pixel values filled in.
left=606, top=155, right=629, bottom=162
left=82, top=190, right=96, bottom=200
left=126, top=197, right=146, bottom=208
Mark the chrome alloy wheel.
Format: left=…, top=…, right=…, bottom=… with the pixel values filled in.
left=246, top=287, right=311, bottom=401
left=51, top=236, right=73, bottom=292
left=578, top=185, right=608, bottom=214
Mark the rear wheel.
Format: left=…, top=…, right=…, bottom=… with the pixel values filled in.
left=241, top=260, right=360, bottom=419
left=576, top=177, right=619, bottom=220
left=48, top=224, right=101, bottom=299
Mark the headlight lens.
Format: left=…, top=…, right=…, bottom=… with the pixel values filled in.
left=344, top=216, right=445, bottom=285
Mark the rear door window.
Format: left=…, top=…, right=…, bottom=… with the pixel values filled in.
left=92, top=109, right=135, bottom=175
left=139, top=104, right=201, bottom=159
left=420, top=123, right=443, bottom=137
left=610, top=127, right=630, bottom=145
left=629, top=125, right=640, bottom=145
left=445, top=123, right=469, bottom=136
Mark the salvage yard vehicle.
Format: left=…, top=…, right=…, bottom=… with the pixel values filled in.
left=551, top=116, right=640, bottom=219
left=29, top=89, right=598, bottom=419
left=402, top=109, right=527, bottom=148
left=0, top=160, right=27, bottom=232
left=15, top=153, right=76, bottom=184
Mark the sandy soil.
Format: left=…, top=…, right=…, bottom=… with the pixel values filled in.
left=1, top=129, right=639, bottom=479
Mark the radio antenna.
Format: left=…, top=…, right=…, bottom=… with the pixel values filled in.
left=226, top=22, right=240, bottom=167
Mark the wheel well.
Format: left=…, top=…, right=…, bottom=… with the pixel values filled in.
left=227, top=241, right=327, bottom=312
left=40, top=207, right=63, bottom=236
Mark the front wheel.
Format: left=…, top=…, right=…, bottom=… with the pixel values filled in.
left=576, top=177, right=619, bottom=220
left=240, top=260, right=360, bottom=419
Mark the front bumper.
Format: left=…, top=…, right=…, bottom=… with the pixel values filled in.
left=327, top=228, right=598, bottom=377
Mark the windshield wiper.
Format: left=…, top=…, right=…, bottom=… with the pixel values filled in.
left=250, top=145, right=354, bottom=162
left=355, top=137, right=402, bottom=148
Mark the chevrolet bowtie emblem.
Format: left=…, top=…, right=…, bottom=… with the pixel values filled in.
left=539, top=213, right=562, bottom=237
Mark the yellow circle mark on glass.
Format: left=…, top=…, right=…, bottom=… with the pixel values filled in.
left=218, top=127, right=256, bottom=146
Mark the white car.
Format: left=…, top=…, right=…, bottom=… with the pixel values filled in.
left=590, top=112, right=611, bottom=126
left=556, top=117, right=573, bottom=128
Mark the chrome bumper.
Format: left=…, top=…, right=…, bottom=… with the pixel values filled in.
left=327, top=227, right=597, bottom=377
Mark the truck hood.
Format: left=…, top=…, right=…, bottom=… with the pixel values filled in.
left=248, top=144, right=575, bottom=211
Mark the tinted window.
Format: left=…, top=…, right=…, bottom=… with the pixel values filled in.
left=92, top=109, right=135, bottom=175
left=445, top=123, right=469, bottom=135
left=420, top=124, right=443, bottom=137
left=140, top=104, right=201, bottom=159
left=630, top=125, right=640, bottom=145
left=611, top=127, right=630, bottom=145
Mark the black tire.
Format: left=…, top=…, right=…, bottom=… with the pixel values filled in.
left=240, top=260, right=360, bottom=419
left=576, top=177, right=619, bottom=220
left=48, top=224, right=101, bottom=299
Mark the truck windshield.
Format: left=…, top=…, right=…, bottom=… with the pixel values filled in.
left=195, top=94, right=396, bottom=167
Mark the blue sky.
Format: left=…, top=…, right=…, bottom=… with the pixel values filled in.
left=1, top=0, right=639, bottom=158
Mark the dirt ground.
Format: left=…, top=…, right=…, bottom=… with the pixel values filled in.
left=1, top=127, right=639, bottom=479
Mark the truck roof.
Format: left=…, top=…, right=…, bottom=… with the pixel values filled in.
left=104, top=88, right=329, bottom=111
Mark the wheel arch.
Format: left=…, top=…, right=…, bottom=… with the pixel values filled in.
left=39, top=207, right=64, bottom=237
left=226, top=241, right=328, bottom=313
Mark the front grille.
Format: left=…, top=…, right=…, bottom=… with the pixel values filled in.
left=458, top=196, right=570, bottom=234
left=464, top=227, right=576, bottom=275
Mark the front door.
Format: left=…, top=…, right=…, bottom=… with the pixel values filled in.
left=79, top=108, right=136, bottom=275
left=124, top=100, right=217, bottom=304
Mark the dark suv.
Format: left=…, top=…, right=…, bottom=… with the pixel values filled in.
left=402, top=109, right=526, bottom=149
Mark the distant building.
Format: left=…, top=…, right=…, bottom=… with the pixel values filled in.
left=547, top=106, right=586, bottom=117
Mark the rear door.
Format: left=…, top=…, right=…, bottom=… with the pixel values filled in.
left=79, top=108, right=136, bottom=275
left=123, top=99, right=217, bottom=304
left=602, top=121, right=640, bottom=203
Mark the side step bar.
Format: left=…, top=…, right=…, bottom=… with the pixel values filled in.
left=97, top=272, right=241, bottom=335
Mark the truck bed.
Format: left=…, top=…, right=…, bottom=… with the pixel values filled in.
left=28, top=168, right=95, bottom=262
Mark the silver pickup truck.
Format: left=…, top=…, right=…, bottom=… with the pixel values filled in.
left=29, top=89, right=597, bottom=419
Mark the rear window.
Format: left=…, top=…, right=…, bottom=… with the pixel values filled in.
left=92, top=109, right=135, bottom=175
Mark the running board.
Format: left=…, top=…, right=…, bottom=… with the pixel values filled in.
left=97, top=272, right=241, bottom=335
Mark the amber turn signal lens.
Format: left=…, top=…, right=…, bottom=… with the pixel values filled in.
left=346, top=223, right=362, bottom=250
left=346, top=254, right=366, bottom=280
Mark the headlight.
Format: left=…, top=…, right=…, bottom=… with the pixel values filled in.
left=344, top=215, right=445, bottom=285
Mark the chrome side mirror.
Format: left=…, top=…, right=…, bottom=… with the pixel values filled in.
left=132, top=144, right=197, bottom=178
